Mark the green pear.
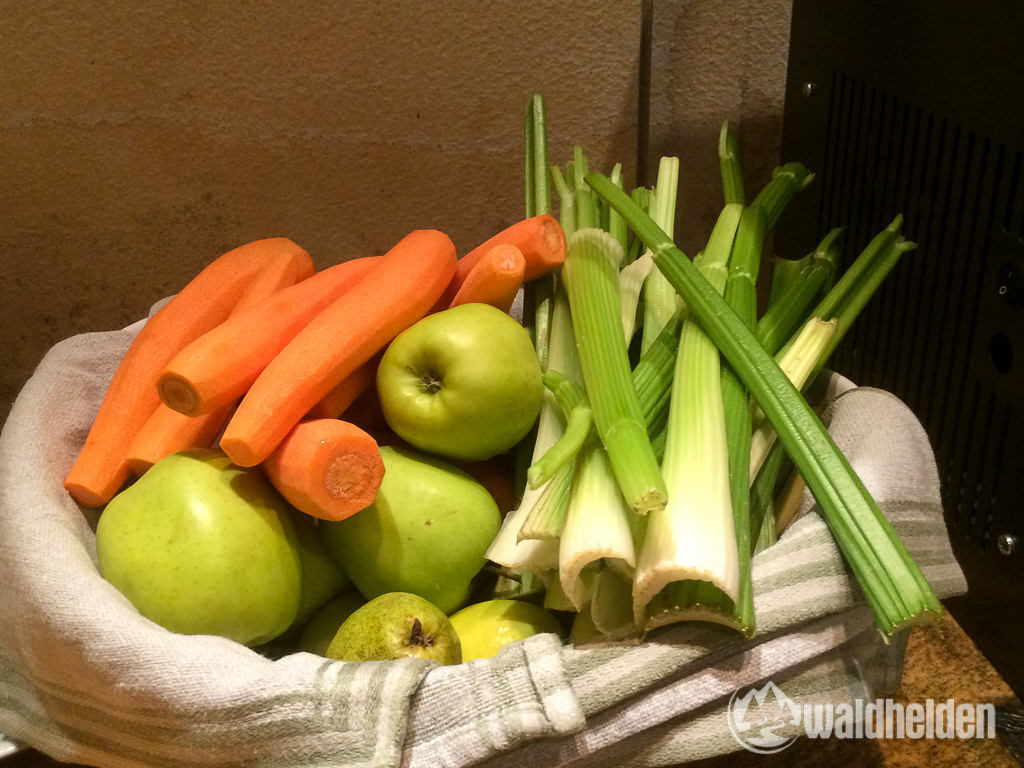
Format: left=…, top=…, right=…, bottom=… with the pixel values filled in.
left=291, top=513, right=352, bottom=628
left=96, top=449, right=302, bottom=646
left=297, top=592, right=366, bottom=656
left=326, top=592, right=461, bottom=664
left=321, top=445, right=500, bottom=614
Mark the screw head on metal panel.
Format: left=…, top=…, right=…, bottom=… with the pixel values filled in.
left=997, top=533, right=1018, bottom=556
left=801, top=81, right=817, bottom=98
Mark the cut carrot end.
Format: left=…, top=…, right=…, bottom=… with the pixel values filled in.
left=158, top=374, right=203, bottom=417
left=262, top=418, right=385, bottom=522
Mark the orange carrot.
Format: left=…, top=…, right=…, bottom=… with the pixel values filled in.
left=123, top=250, right=314, bottom=475
left=440, top=214, right=566, bottom=306
left=262, top=418, right=385, bottom=522
left=63, top=237, right=311, bottom=507
left=449, top=243, right=526, bottom=313
left=159, top=256, right=381, bottom=417
left=124, top=402, right=236, bottom=476
left=220, top=229, right=457, bottom=467
left=306, top=356, right=379, bottom=420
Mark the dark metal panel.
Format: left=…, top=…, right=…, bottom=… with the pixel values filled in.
left=779, top=0, right=1024, bottom=695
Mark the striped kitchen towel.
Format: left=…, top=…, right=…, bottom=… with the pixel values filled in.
left=0, top=315, right=965, bottom=767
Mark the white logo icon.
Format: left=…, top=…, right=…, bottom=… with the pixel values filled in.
left=727, top=681, right=801, bottom=754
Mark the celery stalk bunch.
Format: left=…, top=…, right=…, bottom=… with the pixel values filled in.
left=486, top=95, right=940, bottom=643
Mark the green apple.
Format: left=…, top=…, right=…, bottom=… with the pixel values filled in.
left=291, top=513, right=352, bottom=628
left=376, top=302, right=544, bottom=461
left=297, top=592, right=366, bottom=656
left=449, top=599, right=563, bottom=661
left=96, top=449, right=302, bottom=646
left=326, top=592, right=461, bottom=664
left=321, top=445, right=499, bottom=614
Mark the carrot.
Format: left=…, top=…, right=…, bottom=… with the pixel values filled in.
left=448, top=243, right=526, bottom=313
left=123, top=250, right=314, bottom=475
left=262, top=418, right=385, bottom=522
left=63, top=237, right=311, bottom=507
left=220, top=229, right=457, bottom=467
left=439, top=214, right=566, bottom=306
left=124, top=402, right=236, bottom=476
left=306, top=356, right=379, bottom=420
left=159, top=256, right=381, bottom=417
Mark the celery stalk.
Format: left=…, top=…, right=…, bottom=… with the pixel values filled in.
left=587, top=171, right=942, bottom=637
left=718, top=120, right=745, bottom=204
left=641, top=157, right=682, bottom=353
left=518, top=461, right=574, bottom=542
left=751, top=162, right=814, bottom=232
left=634, top=203, right=743, bottom=625
left=486, top=286, right=580, bottom=571
left=631, top=306, right=684, bottom=439
left=758, top=228, right=844, bottom=356
left=561, top=229, right=667, bottom=514
left=527, top=404, right=592, bottom=489
left=559, top=439, right=637, bottom=610
left=749, top=318, right=838, bottom=482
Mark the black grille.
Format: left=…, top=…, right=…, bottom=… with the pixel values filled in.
left=779, top=0, right=1024, bottom=695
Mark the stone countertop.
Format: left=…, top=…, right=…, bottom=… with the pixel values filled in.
left=4, top=606, right=1021, bottom=767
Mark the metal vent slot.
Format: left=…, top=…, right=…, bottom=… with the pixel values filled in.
left=807, top=70, right=1022, bottom=552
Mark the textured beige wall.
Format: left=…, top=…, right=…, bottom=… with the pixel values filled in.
left=647, top=0, right=794, bottom=257
left=1, top=1, right=791, bottom=422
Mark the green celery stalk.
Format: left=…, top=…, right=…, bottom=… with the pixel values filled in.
left=518, top=461, right=574, bottom=542
left=758, top=228, right=844, bottom=356
left=608, top=163, right=628, bottom=254
left=587, top=171, right=942, bottom=637
left=751, top=162, right=814, bottom=232
left=633, top=203, right=743, bottom=626
left=561, top=229, right=668, bottom=514
left=718, top=120, right=745, bottom=204
left=631, top=306, right=684, bottom=439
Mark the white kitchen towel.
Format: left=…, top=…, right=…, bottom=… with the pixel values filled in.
left=0, top=318, right=965, bottom=767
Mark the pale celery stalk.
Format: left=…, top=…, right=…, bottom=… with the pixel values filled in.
left=758, top=228, right=844, bottom=355
left=551, top=165, right=576, bottom=236
left=543, top=571, right=579, bottom=612
left=641, top=157, right=682, bottom=353
left=749, top=318, right=838, bottom=482
left=590, top=566, right=641, bottom=640
left=559, top=439, right=637, bottom=610
left=718, top=120, right=745, bottom=204
left=633, top=203, right=744, bottom=626
left=587, top=171, right=942, bottom=637
left=618, top=252, right=654, bottom=343
left=751, top=162, right=814, bottom=232
left=561, top=229, right=667, bottom=514
left=486, top=287, right=579, bottom=571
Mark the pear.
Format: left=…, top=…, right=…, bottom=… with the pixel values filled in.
left=297, top=592, right=366, bottom=657
left=449, top=599, right=563, bottom=661
left=326, top=592, right=461, bottom=665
